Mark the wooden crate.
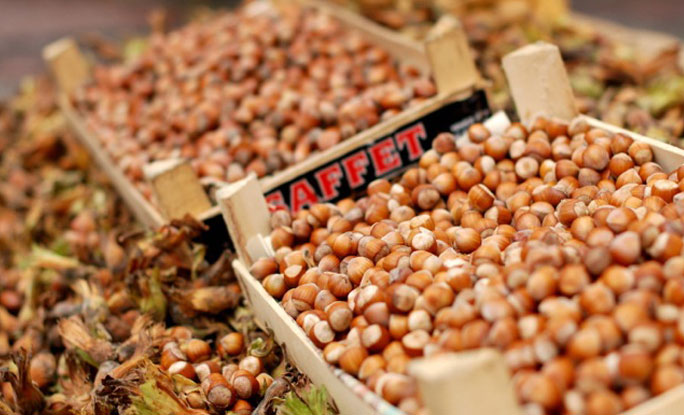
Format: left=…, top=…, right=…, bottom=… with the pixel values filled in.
left=217, top=42, right=684, bottom=415
left=220, top=109, right=517, bottom=415
left=502, top=42, right=684, bottom=171
left=42, top=0, right=486, bottom=234
left=338, top=0, right=683, bottom=72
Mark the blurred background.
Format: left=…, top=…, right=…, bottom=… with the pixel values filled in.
left=0, top=0, right=682, bottom=98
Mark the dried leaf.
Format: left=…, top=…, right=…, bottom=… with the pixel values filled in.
left=0, top=351, right=45, bottom=414
left=58, top=317, right=114, bottom=366
left=95, top=358, right=208, bottom=415
left=169, top=286, right=240, bottom=316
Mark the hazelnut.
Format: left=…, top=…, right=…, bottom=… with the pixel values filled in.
left=361, top=324, right=390, bottom=352
left=610, top=133, right=634, bottom=154
left=621, top=385, right=651, bottom=409
left=161, top=342, right=186, bottom=370
left=456, top=166, right=482, bottom=191
left=291, top=283, right=320, bottom=311
left=29, top=353, right=56, bottom=389
left=202, top=373, right=236, bottom=409
left=519, top=373, right=562, bottom=410
left=314, top=290, right=337, bottom=311
left=557, top=199, right=588, bottom=226
left=609, top=153, right=635, bottom=177
left=217, top=333, right=244, bottom=357
left=605, top=207, right=637, bottom=233
left=600, top=266, right=635, bottom=295
left=582, top=144, right=610, bottom=171
left=515, top=157, right=539, bottom=179
left=411, top=184, right=441, bottom=210
left=579, top=283, right=615, bottom=315
left=484, top=136, right=509, bottom=160
left=323, top=342, right=346, bottom=365
left=358, top=236, right=389, bottom=262
left=609, top=231, right=641, bottom=266
left=250, top=257, right=278, bottom=280
left=238, top=356, right=263, bottom=377
left=618, top=345, right=654, bottom=382
left=309, top=320, right=335, bottom=348
left=401, top=329, right=430, bottom=356
left=586, top=390, right=623, bottom=415
left=566, top=327, right=601, bottom=359
left=358, top=355, right=387, bottom=381
left=453, top=227, right=481, bottom=253
left=271, top=227, right=295, bottom=250
left=263, top=274, right=287, bottom=299
left=527, top=267, right=557, bottom=301
left=628, top=142, right=653, bottom=165
left=651, top=365, right=684, bottom=395
left=185, top=339, right=212, bottom=363
left=339, top=346, right=369, bottom=376
left=558, top=264, right=589, bottom=296
left=326, top=301, right=353, bottom=332
left=433, top=132, right=456, bottom=153
left=468, top=123, right=490, bottom=143
left=467, top=184, right=495, bottom=212
left=421, top=283, right=455, bottom=314
left=194, top=361, right=221, bottom=382
left=648, top=233, right=683, bottom=261
left=169, top=361, right=197, bottom=380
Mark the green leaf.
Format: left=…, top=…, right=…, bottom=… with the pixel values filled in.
left=24, top=245, right=80, bottom=270
left=140, top=269, right=167, bottom=321
left=278, top=386, right=335, bottom=415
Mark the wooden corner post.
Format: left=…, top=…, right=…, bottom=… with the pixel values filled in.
left=143, top=159, right=212, bottom=221
left=409, top=349, right=523, bottom=415
left=217, top=175, right=273, bottom=266
left=424, top=14, right=480, bottom=96
left=42, top=37, right=92, bottom=95
left=502, top=41, right=578, bottom=125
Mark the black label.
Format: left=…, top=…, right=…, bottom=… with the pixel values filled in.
left=266, top=89, right=490, bottom=212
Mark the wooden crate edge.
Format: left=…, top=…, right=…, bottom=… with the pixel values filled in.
left=584, top=116, right=684, bottom=172
left=299, top=0, right=429, bottom=74
left=59, top=96, right=166, bottom=228
left=232, top=259, right=398, bottom=415
left=46, top=0, right=480, bottom=229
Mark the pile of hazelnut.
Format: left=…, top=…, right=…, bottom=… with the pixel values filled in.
left=160, top=327, right=275, bottom=414
left=73, top=3, right=435, bottom=200
left=251, top=116, right=684, bottom=415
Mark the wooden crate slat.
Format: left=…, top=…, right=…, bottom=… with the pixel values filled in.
left=501, top=42, right=578, bottom=125
left=216, top=174, right=273, bottom=267
left=259, top=13, right=488, bottom=211
left=260, top=90, right=490, bottom=211
left=624, top=385, right=684, bottom=415
left=59, top=96, right=165, bottom=228
left=43, top=0, right=447, bottom=229
left=501, top=39, right=684, bottom=415
left=220, top=173, right=410, bottom=415
left=143, top=159, right=212, bottom=221
left=425, top=14, right=481, bottom=95
left=232, top=260, right=400, bottom=415
left=44, top=37, right=165, bottom=228
left=502, top=41, right=684, bottom=172
left=584, top=116, right=684, bottom=172
left=42, top=37, right=91, bottom=95
left=297, top=0, right=429, bottom=74
left=409, top=350, right=523, bottom=415
left=219, top=111, right=513, bottom=415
